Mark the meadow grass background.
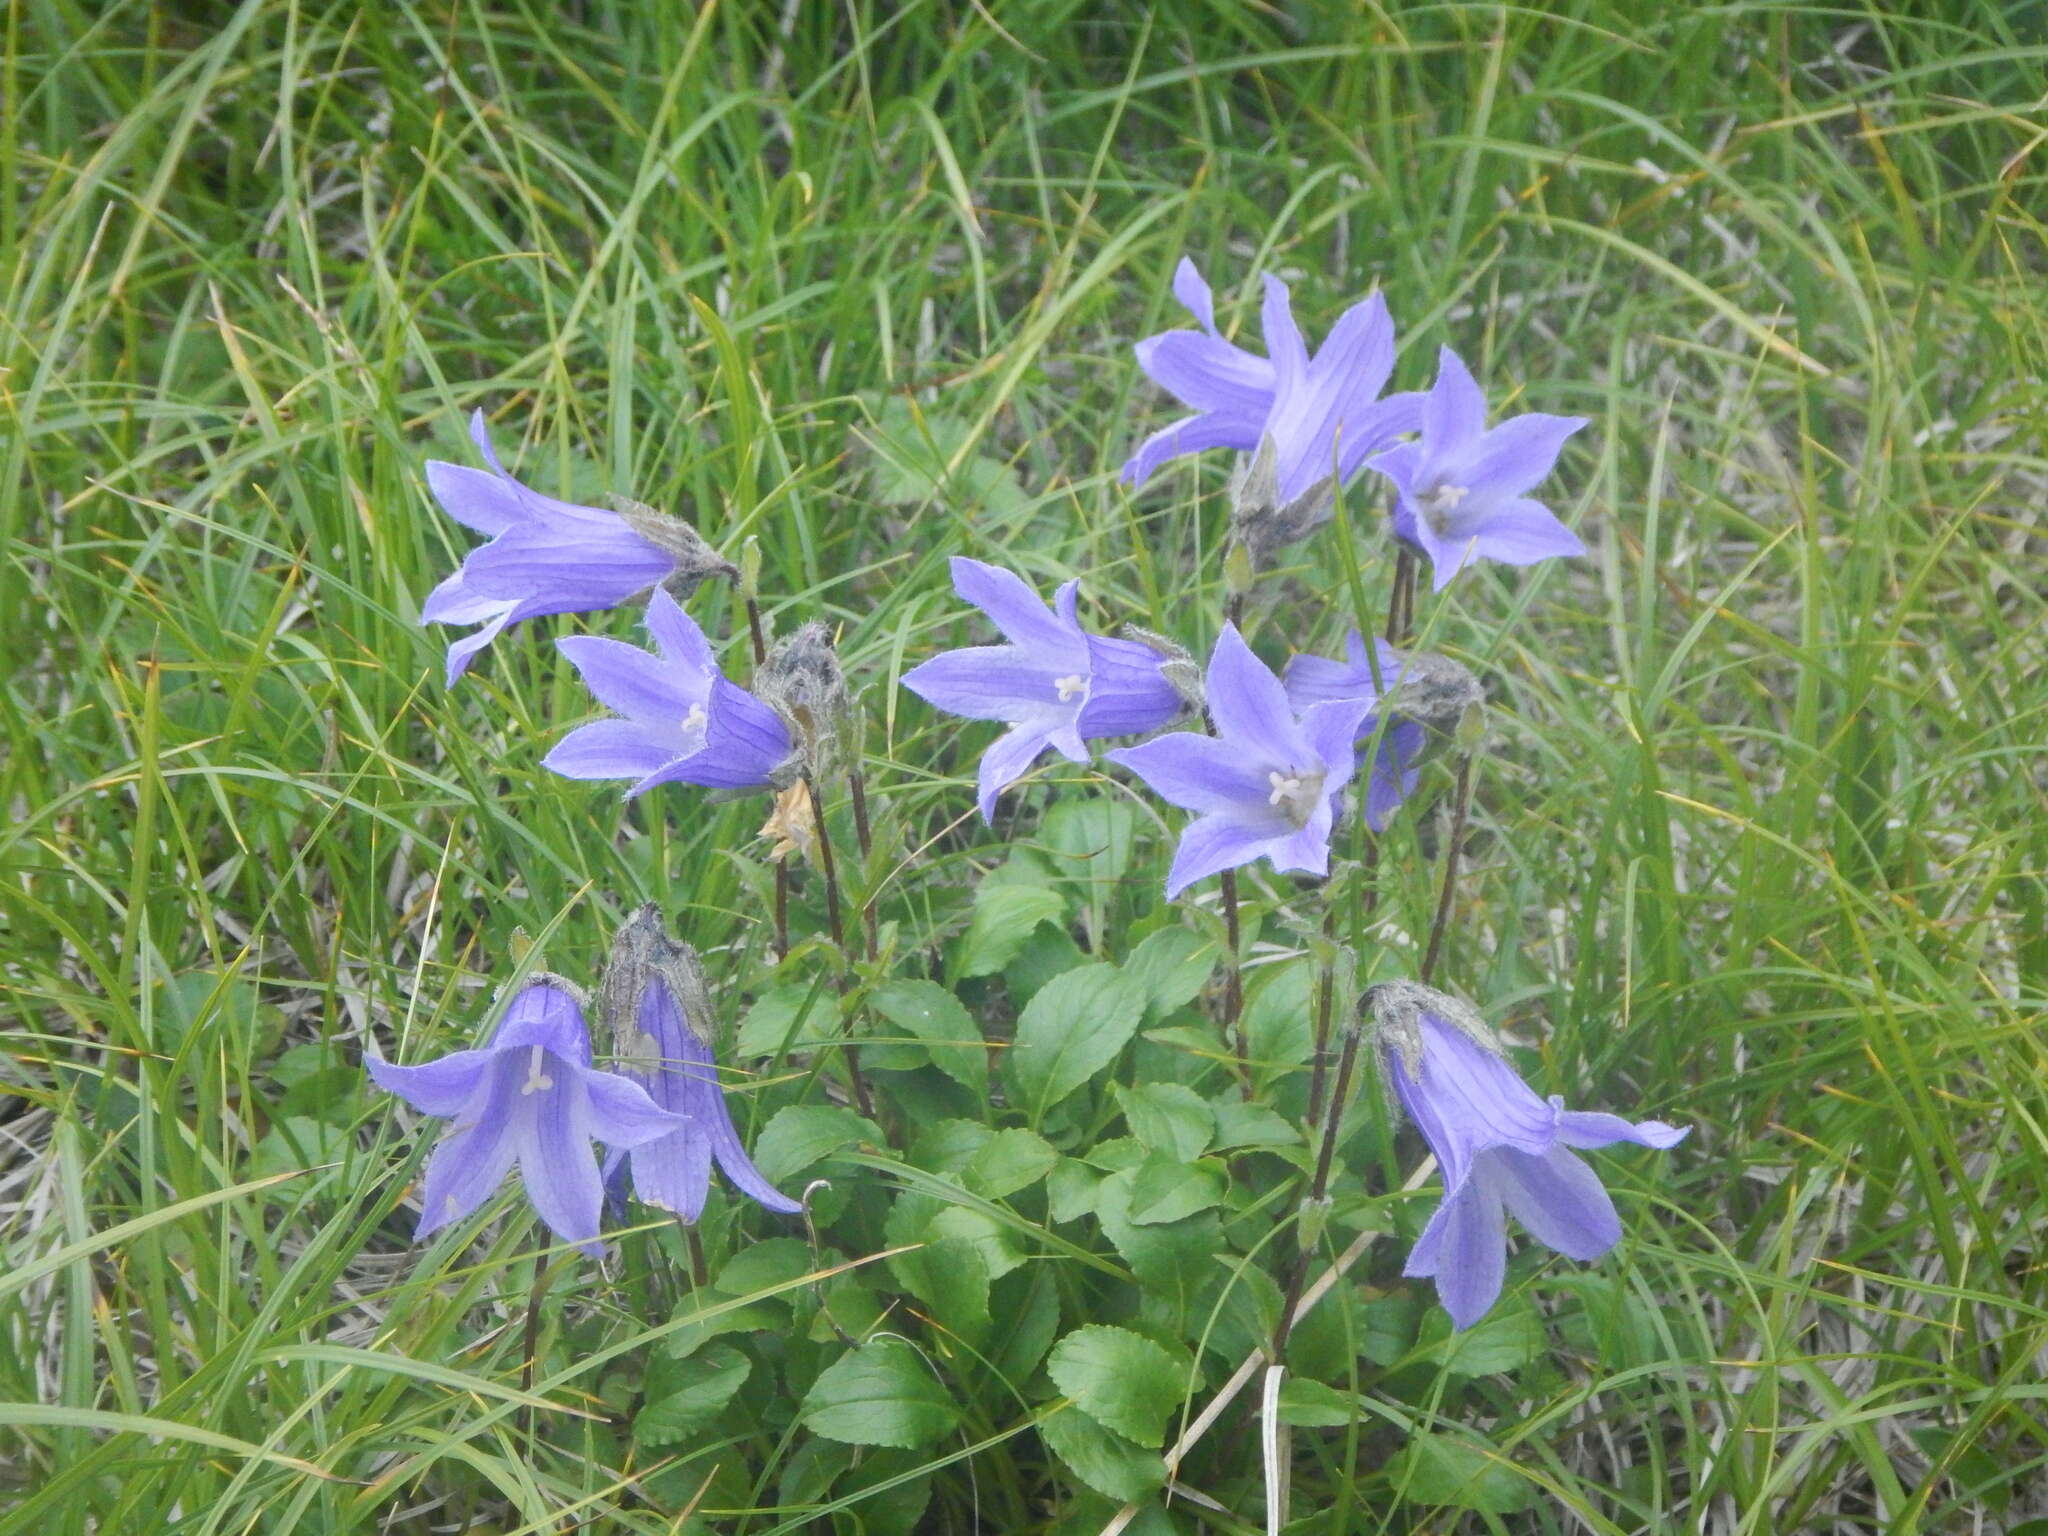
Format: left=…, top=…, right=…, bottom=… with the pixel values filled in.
left=3, top=1, right=2046, bottom=1531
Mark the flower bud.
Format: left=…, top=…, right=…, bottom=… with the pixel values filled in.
left=753, top=621, right=853, bottom=775
left=607, top=499, right=740, bottom=598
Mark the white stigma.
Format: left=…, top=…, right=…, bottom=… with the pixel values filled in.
left=1417, top=482, right=1470, bottom=535
left=1053, top=674, right=1086, bottom=702
left=681, top=701, right=708, bottom=733
left=1265, top=768, right=1325, bottom=828
left=520, top=1044, right=555, bottom=1096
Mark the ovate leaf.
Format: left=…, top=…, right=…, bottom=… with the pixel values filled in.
left=1002, top=963, right=1147, bottom=1125
left=869, top=979, right=987, bottom=1095
left=1046, top=1324, right=1186, bottom=1446
left=801, top=1337, right=959, bottom=1449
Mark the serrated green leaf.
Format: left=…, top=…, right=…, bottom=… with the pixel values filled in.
left=714, top=1237, right=818, bottom=1298
left=1040, top=797, right=1137, bottom=887
left=1431, top=1296, right=1545, bottom=1377
left=800, top=1337, right=960, bottom=1449
left=1046, top=1324, right=1186, bottom=1446
left=665, top=1301, right=780, bottom=1359
left=1243, top=959, right=1314, bottom=1089
left=868, top=978, right=987, bottom=1096
left=926, top=1205, right=1025, bottom=1279
left=751, top=1105, right=877, bottom=1185
left=1393, top=1432, right=1533, bottom=1513
left=892, top=1235, right=991, bottom=1348
left=1209, top=1097, right=1301, bottom=1151
left=907, top=1117, right=992, bottom=1174
left=1125, top=1152, right=1225, bottom=1225
left=634, top=1345, right=752, bottom=1447
left=1045, top=1159, right=1101, bottom=1224
left=1037, top=1403, right=1166, bottom=1502
left=734, top=982, right=836, bottom=1058
left=1116, top=1081, right=1214, bottom=1159
left=963, top=1127, right=1059, bottom=1199
left=1002, top=962, right=1147, bottom=1125
left=1277, top=1377, right=1356, bottom=1427
left=957, top=884, right=1067, bottom=978
left=1122, top=927, right=1218, bottom=1019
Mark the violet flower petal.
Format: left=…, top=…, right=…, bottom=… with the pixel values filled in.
left=1491, top=1145, right=1622, bottom=1262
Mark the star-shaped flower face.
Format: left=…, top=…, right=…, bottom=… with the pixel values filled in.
left=543, top=588, right=794, bottom=797
left=1368, top=347, right=1588, bottom=590
left=1382, top=1005, right=1687, bottom=1329
left=420, top=411, right=679, bottom=685
left=367, top=979, right=685, bottom=1258
left=1122, top=259, right=1420, bottom=517
left=900, top=558, right=1182, bottom=822
left=1281, top=630, right=1425, bottom=832
left=1107, top=624, right=1374, bottom=898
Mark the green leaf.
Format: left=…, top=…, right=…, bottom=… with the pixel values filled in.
left=1243, top=959, right=1315, bottom=1088
left=1040, top=798, right=1137, bottom=888
left=869, top=979, right=987, bottom=1096
left=1002, top=962, right=1148, bottom=1124
left=1116, top=1082, right=1214, bottom=1160
left=800, top=1337, right=960, bottom=1449
left=963, top=1127, right=1059, bottom=1200
left=1209, top=1098, right=1301, bottom=1151
left=735, top=982, right=836, bottom=1058
left=665, top=1301, right=779, bottom=1359
left=634, top=1345, right=751, bottom=1447
left=1122, top=927, right=1218, bottom=1019
left=907, top=1117, right=992, bottom=1174
left=1277, top=1377, right=1356, bottom=1427
left=714, top=1237, right=817, bottom=1298
left=892, top=1235, right=991, bottom=1347
left=863, top=397, right=1029, bottom=521
left=1392, top=1432, right=1533, bottom=1513
left=1046, top=1324, right=1187, bottom=1446
left=1095, top=1170, right=1221, bottom=1330
left=1430, top=1297, right=1545, bottom=1377
left=957, top=884, right=1066, bottom=978
left=751, top=1105, right=877, bottom=1184
left=1037, top=1403, right=1165, bottom=1502
left=1125, top=1152, right=1225, bottom=1225
left=1045, top=1159, right=1101, bottom=1224
left=926, top=1206, right=1025, bottom=1279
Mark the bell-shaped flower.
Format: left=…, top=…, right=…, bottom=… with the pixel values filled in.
left=1122, top=259, right=1419, bottom=534
left=421, top=411, right=725, bottom=685
left=368, top=978, right=686, bottom=1258
left=1368, top=347, right=1587, bottom=590
left=1107, top=624, right=1372, bottom=898
left=543, top=587, right=795, bottom=797
left=603, top=942, right=802, bottom=1223
left=1368, top=981, right=1688, bottom=1329
left=1281, top=630, right=1423, bottom=831
left=900, top=557, right=1184, bottom=822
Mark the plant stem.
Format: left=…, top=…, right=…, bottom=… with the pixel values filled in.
left=1419, top=754, right=1473, bottom=986
left=1272, top=1018, right=1366, bottom=1358
left=1218, top=865, right=1247, bottom=1080
left=774, top=861, right=789, bottom=959
left=678, top=1217, right=708, bottom=1291
left=804, top=772, right=873, bottom=1117
left=848, top=763, right=878, bottom=961
left=1305, top=903, right=1338, bottom=1126
left=743, top=594, right=768, bottom=665
left=518, top=1252, right=552, bottom=1442
left=1384, top=546, right=1415, bottom=646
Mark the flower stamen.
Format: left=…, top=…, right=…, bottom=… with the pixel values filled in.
left=520, top=1044, right=555, bottom=1096
left=1266, top=768, right=1325, bottom=828
left=1053, top=674, right=1086, bottom=702
left=1417, top=482, right=1469, bottom=535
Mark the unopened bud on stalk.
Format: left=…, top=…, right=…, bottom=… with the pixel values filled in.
left=608, top=498, right=740, bottom=598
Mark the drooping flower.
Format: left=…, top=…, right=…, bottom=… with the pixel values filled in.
left=900, top=557, right=1184, bottom=822
left=1281, top=630, right=1423, bottom=831
left=420, top=410, right=733, bottom=685
left=1122, top=259, right=1419, bottom=557
left=368, top=977, right=685, bottom=1258
left=1366, top=981, right=1688, bottom=1330
left=597, top=907, right=801, bottom=1222
left=543, top=587, right=795, bottom=797
left=1107, top=624, right=1372, bottom=898
left=1367, top=347, right=1588, bottom=590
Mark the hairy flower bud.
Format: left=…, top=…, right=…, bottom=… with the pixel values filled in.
left=753, top=621, right=853, bottom=776
left=607, top=498, right=740, bottom=599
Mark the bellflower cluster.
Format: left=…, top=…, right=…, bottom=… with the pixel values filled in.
left=901, top=557, right=1184, bottom=821
left=1108, top=625, right=1370, bottom=897
left=421, top=411, right=733, bottom=684
left=1123, top=259, right=1586, bottom=589
left=1367, top=982, right=1689, bottom=1329
left=1122, top=259, right=1419, bottom=563
left=598, top=908, right=801, bottom=1222
left=544, top=587, right=795, bottom=796
left=368, top=978, right=685, bottom=1257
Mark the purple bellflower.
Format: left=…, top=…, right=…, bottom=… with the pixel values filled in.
left=421, top=411, right=687, bottom=685
left=368, top=978, right=685, bottom=1258
left=1369, top=348, right=1588, bottom=590
left=1368, top=982, right=1688, bottom=1329
left=1122, top=258, right=1419, bottom=510
left=1282, top=630, right=1424, bottom=832
left=1107, top=624, right=1372, bottom=898
left=900, top=557, right=1183, bottom=822
left=544, top=587, right=795, bottom=797
left=608, top=971, right=802, bottom=1222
